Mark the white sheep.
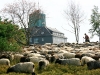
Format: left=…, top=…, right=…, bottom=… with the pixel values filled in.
left=55, top=53, right=64, bottom=59
left=58, top=50, right=68, bottom=53
left=38, top=59, right=49, bottom=70
left=81, top=56, right=95, bottom=66
left=63, top=52, right=76, bottom=59
left=29, top=56, right=45, bottom=63
left=55, top=58, right=81, bottom=66
left=0, top=58, right=10, bottom=66
left=28, top=53, right=45, bottom=58
left=14, top=54, right=23, bottom=61
left=7, top=62, right=35, bottom=75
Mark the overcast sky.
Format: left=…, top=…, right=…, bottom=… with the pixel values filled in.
left=0, top=0, right=100, bottom=43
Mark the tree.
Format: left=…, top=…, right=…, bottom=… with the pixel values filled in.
left=89, top=6, right=100, bottom=49
left=64, top=1, right=84, bottom=43
left=1, top=0, right=42, bottom=45
left=0, top=18, right=23, bottom=51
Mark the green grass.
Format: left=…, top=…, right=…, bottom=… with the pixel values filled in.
left=0, top=60, right=100, bottom=75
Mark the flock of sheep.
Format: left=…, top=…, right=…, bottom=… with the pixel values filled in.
left=0, top=42, right=100, bottom=75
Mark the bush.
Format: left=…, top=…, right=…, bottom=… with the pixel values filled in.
left=0, top=37, right=21, bottom=52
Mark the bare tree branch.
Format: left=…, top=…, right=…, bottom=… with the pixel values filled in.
left=64, top=0, right=85, bottom=43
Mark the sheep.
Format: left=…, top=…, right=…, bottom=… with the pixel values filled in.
left=68, top=58, right=81, bottom=66
left=87, top=61, right=100, bottom=70
left=91, top=55, right=100, bottom=61
left=29, top=56, right=45, bottom=63
left=14, top=54, right=23, bottom=62
left=0, top=54, right=10, bottom=59
left=49, top=54, right=56, bottom=63
left=81, top=53, right=95, bottom=57
left=63, top=52, right=76, bottom=59
left=0, top=58, right=10, bottom=66
left=7, top=62, right=35, bottom=75
left=38, top=59, right=49, bottom=70
left=75, top=53, right=100, bottom=61
left=45, top=54, right=57, bottom=63
left=81, top=56, right=95, bottom=66
left=55, top=58, right=81, bottom=66
left=75, top=54, right=83, bottom=60
left=55, top=59, right=66, bottom=65
left=0, top=53, right=14, bottom=61
left=28, top=53, right=45, bottom=58
left=55, top=53, right=64, bottom=59
left=20, top=56, right=30, bottom=62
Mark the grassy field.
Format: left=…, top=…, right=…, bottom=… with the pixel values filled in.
left=0, top=60, right=100, bottom=75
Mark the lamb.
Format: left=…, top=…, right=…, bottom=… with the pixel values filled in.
left=87, top=61, right=100, bottom=70
left=55, top=58, right=81, bottom=66
left=38, top=59, right=49, bottom=70
left=0, top=58, right=10, bottom=66
left=7, top=62, right=35, bottom=75
left=81, top=56, right=95, bottom=66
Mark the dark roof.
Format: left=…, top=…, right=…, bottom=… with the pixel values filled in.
left=31, top=26, right=51, bottom=36
left=31, top=26, right=67, bottom=38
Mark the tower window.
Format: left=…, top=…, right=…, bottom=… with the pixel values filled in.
left=34, top=38, right=39, bottom=43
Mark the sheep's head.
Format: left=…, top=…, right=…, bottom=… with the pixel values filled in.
left=32, top=72, right=36, bottom=75
left=6, top=67, right=14, bottom=73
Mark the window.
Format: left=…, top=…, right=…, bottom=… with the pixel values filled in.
left=41, top=32, right=44, bottom=34
left=42, top=22, right=45, bottom=24
left=53, top=32, right=55, bottom=35
left=42, top=38, right=44, bottom=41
left=34, top=38, right=39, bottom=43
left=30, top=38, right=32, bottom=42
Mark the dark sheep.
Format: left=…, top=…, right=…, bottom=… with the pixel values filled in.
left=0, top=54, right=10, bottom=60
left=20, top=56, right=30, bottom=62
left=55, top=58, right=62, bottom=64
left=49, top=55, right=56, bottom=63
left=87, top=61, right=100, bottom=70
left=91, top=55, right=100, bottom=61
left=75, top=54, right=83, bottom=60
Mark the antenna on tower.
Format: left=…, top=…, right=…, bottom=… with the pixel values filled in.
left=38, top=0, right=39, bottom=10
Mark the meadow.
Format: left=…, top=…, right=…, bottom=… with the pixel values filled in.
left=0, top=59, right=100, bottom=75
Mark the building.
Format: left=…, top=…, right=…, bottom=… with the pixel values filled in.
left=29, top=10, right=67, bottom=45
